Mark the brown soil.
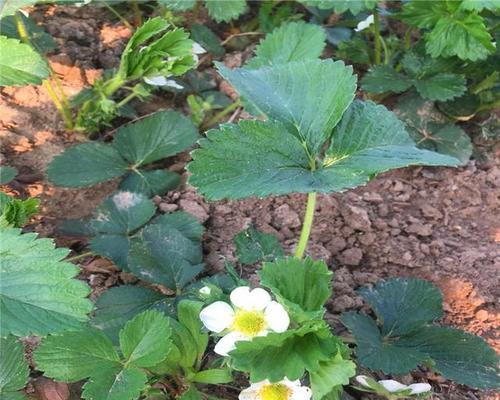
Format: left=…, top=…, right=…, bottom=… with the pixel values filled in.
left=1, top=5, right=499, bottom=400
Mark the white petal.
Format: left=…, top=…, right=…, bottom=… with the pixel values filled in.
left=355, top=375, right=370, bottom=387
left=408, top=383, right=432, bottom=394
left=290, top=386, right=313, bottom=400
left=248, top=288, right=272, bottom=310
left=264, top=301, right=290, bottom=332
left=199, top=301, right=234, bottom=333
left=199, top=286, right=211, bottom=295
left=239, top=381, right=267, bottom=400
left=144, top=76, right=168, bottom=86
left=164, top=79, right=184, bottom=89
left=378, top=380, right=408, bottom=393
left=214, top=331, right=246, bottom=356
left=354, top=14, right=374, bottom=32
left=230, top=286, right=253, bottom=308
left=192, top=42, right=206, bottom=54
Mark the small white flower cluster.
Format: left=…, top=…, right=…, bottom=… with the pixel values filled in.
left=356, top=375, right=431, bottom=398
left=200, top=286, right=311, bottom=400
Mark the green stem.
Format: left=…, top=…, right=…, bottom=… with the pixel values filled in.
left=372, top=9, right=382, bottom=65
left=65, top=251, right=93, bottom=263
left=404, top=27, right=412, bottom=50
left=200, top=98, right=241, bottom=130
left=380, top=35, right=389, bottom=65
left=104, top=2, right=133, bottom=30
left=294, top=192, right=317, bottom=259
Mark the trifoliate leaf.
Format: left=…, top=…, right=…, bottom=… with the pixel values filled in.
left=0, top=336, right=29, bottom=400
left=204, top=0, right=247, bottom=22
left=358, top=278, right=443, bottom=336
left=394, top=92, right=472, bottom=165
left=189, top=100, right=458, bottom=200
left=81, top=367, right=147, bottom=400
left=217, top=59, right=356, bottom=156
left=259, top=257, right=332, bottom=322
left=361, top=66, right=413, bottom=94
left=35, top=328, right=121, bottom=382
left=0, top=36, right=49, bottom=86
left=234, top=226, right=284, bottom=265
left=119, top=169, right=180, bottom=197
left=158, top=0, right=197, bottom=11
left=0, top=194, right=39, bottom=228
left=341, top=278, right=500, bottom=389
left=0, top=14, right=56, bottom=53
left=0, top=166, right=17, bottom=184
left=246, top=21, right=326, bottom=69
left=92, top=285, right=174, bottom=344
left=113, top=110, right=198, bottom=166
left=309, top=354, right=356, bottom=400
left=0, top=228, right=92, bottom=337
left=127, top=212, right=204, bottom=290
left=119, top=310, right=172, bottom=368
left=47, top=142, right=129, bottom=187
left=230, top=322, right=341, bottom=382
left=190, top=24, right=224, bottom=57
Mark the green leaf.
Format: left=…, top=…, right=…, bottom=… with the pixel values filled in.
left=89, top=191, right=155, bottom=235
left=81, top=367, right=147, bottom=400
left=217, top=59, right=356, bottom=156
left=394, top=92, right=472, bottom=165
left=35, top=328, right=121, bottom=382
left=259, top=257, right=331, bottom=322
left=90, top=234, right=130, bottom=270
left=0, top=36, right=49, bottom=86
left=119, top=169, right=180, bottom=197
left=336, top=37, right=371, bottom=65
left=310, top=355, right=356, bottom=400
left=190, top=24, right=224, bottom=57
left=0, top=336, right=29, bottom=399
left=113, top=110, right=199, bottom=166
left=192, top=368, right=233, bottom=384
left=177, top=300, right=208, bottom=359
left=47, top=142, right=129, bottom=187
left=189, top=100, right=459, bottom=200
left=204, top=0, right=247, bottom=22
left=92, top=285, right=174, bottom=344
left=413, top=73, right=467, bottom=101
left=361, top=66, right=413, bottom=94
left=0, top=195, right=39, bottom=228
left=127, top=212, right=204, bottom=290
left=0, top=166, right=17, bottom=184
left=246, top=21, right=326, bottom=69
left=460, top=0, right=500, bottom=11
left=119, top=310, right=172, bottom=368
left=234, top=226, right=284, bottom=265
left=298, top=0, right=376, bottom=14
left=0, top=228, right=92, bottom=337
left=358, top=278, right=443, bottom=336
left=230, top=322, right=341, bottom=382
left=0, top=1, right=38, bottom=17
left=0, top=14, right=56, bottom=53
left=158, top=0, right=197, bottom=11
left=341, top=278, right=500, bottom=389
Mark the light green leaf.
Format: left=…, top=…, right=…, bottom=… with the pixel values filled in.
left=310, top=355, right=356, bottom=400
left=361, top=66, right=413, bottom=94
left=92, top=285, right=174, bottom=344
left=113, top=110, right=199, bottom=166
left=460, top=0, right=500, bottom=11
left=234, top=226, right=284, bottom=265
left=34, top=328, right=121, bottom=382
left=0, top=228, right=92, bottom=337
left=0, top=195, right=39, bottom=228
left=0, top=166, right=17, bottom=184
left=204, top=0, right=247, bottom=22
left=82, top=367, right=147, bottom=400
left=246, top=21, right=326, bottom=69
left=0, top=336, right=29, bottom=399
left=0, top=36, right=49, bottom=86
left=127, top=212, right=204, bottom=290
left=230, top=322, right=340, bottom=382
left=177, top=300, right=208, bottom=359
left=47, top=142, right=129, bottom=187
left=259, top=257, right=331, bottom=322
left=119, top=310, right=172, bottom=368
left=217, top=59, right=356, bottom=156
left=158, top=0, right=197, bottom=11
left=119, top=169, right=180, bottom=197
left=192, top=369, right=233, bottom=384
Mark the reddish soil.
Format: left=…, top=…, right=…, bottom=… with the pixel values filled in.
left=1, top=5, right=498, bottom=400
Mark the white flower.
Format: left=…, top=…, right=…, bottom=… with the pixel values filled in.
left=199, top=286, right=290, bottom=356
left=354, top=14, right=374, bottom=32
left=199, top=286, right=211, bottom=295
left=356, top=375, right=431, bottom=396
left=239, top=378, right=312, bottom=400
left=191, top=42, right=206, bottom=63
left=144, top=76, right=184, bottom=89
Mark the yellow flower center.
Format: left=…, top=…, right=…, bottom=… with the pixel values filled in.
left=232, top=310, right=266, bottom=337
left=259, top=383, right=291, bottom=400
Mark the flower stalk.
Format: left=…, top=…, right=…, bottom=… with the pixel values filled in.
left=294, top=192, right=317, bottom=259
